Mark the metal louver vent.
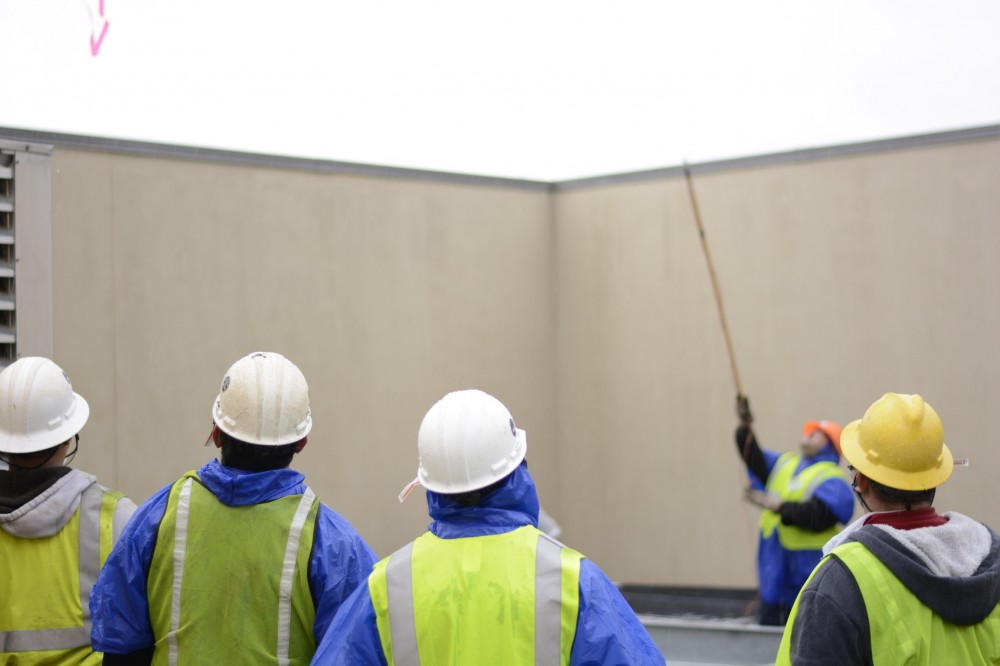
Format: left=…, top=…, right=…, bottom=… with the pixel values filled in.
left=0, top=152, right=14, bottom=367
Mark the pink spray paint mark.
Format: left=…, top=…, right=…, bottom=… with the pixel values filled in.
left=90, top=0, right=109, bottom=56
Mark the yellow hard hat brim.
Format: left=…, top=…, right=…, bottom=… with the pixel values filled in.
left=840, top=419, right=954, bottom=491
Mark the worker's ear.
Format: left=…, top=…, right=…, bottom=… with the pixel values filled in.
left=854, top=473, right=870, bottom=493
left=294, top=437, right=308, bottom=454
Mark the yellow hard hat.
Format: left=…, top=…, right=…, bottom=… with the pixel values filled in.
left=840, top=393, right=952, bottom=491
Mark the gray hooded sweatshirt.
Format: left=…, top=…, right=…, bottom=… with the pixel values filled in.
left=783, top=511, right=1000, bottom=665
left=0, top=468, right=135, bottom=540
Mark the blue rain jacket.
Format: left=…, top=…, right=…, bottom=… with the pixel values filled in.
left=756, top=443, right=855, bottom=609
left=310, top=462, right=665, bottom=665
left=90, top=459, right=378, bottom=654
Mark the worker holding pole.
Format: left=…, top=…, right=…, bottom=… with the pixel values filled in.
left=735, top=396, right=855, bottom=626
left=681, top=167, right=853, bottom=626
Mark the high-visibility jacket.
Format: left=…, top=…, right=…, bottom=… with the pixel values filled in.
left=760, top=452, right=847, bottom=550
left=370, top=524, right=583, bottom=666
left=0, top=483, right=124, bottom=666
left=147, top=471, right=320, bottom=665
left=779, top=541, right=1000, bottom=665
left=309, top=463, right=664, bottom=666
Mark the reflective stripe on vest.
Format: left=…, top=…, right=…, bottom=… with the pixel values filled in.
left=165, top=478, right=194, bottom=666
left=385, top=542, right=418, bottom=666
left=759, top=453, right=846, bottom=549
left=160, top=477, right=317, bottom=666
left=0, top=483, right=105, bottom=652
left=380, top=527, right=581, bottom=666
left=534, top=535, right=564, bottom=666
left=277, top=485, right=318, bottom=666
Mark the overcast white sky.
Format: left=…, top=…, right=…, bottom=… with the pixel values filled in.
left=2, top=1, right=999, bottom=180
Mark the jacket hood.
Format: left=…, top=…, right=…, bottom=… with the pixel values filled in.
left=198, top=459, right=308, bottom=507
left=0, top=468, right=96, bottom=538
left=426, top=462, right=540, bottom=539
left=851, top=512, right=1000, bottom=625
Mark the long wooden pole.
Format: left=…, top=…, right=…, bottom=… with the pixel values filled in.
left=683, top=164, right=744, bottom=397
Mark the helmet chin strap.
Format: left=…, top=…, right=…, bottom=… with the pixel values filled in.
left=853, top=487, right=873, bottom=513
left=64, top=434, right=80, bottom=467
left=851, top=470, right=873, bottom=513
left=3, top=435, right=77, bottom=471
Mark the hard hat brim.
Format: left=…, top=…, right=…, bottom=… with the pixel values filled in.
left=211, top=393, right=313, bottom=446
left=0, top=391, right=90, bottom=454
left=407, top=426, right=527, bottom=499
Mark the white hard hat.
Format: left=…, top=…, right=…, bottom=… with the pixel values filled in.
left=212, top=352, right=312, bottom=446
left=0, top=357, right=90, bottom=454
left=399, top=389, right=527, bottom=502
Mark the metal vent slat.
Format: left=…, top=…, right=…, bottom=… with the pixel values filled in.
left=0, top=151, right=17, bottom=367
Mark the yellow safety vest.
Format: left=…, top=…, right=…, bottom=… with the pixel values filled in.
left=0, top=483, right=123, bottom=665
left=147, top=471, right=320, bottom=666
left=759, top=452, right=846, bottom=550
left=370, top=525, right=583, bottom=666
left=778, top=541, right=1000, bottom=665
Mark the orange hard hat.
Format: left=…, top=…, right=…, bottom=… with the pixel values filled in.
left=803, top=420, right=843, bottom=456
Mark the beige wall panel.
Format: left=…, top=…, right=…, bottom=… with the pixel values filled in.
left=554, top=139, right=1000, bottom=588
left=50, top=149, right=554, bottom=558
left=47, top=135, right=999, bottom=590
left=51, top=151, right=120, bottom=486
left=554, top=178, right=760, bottom=587
left=701, top=141, right=1000, bottom=544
